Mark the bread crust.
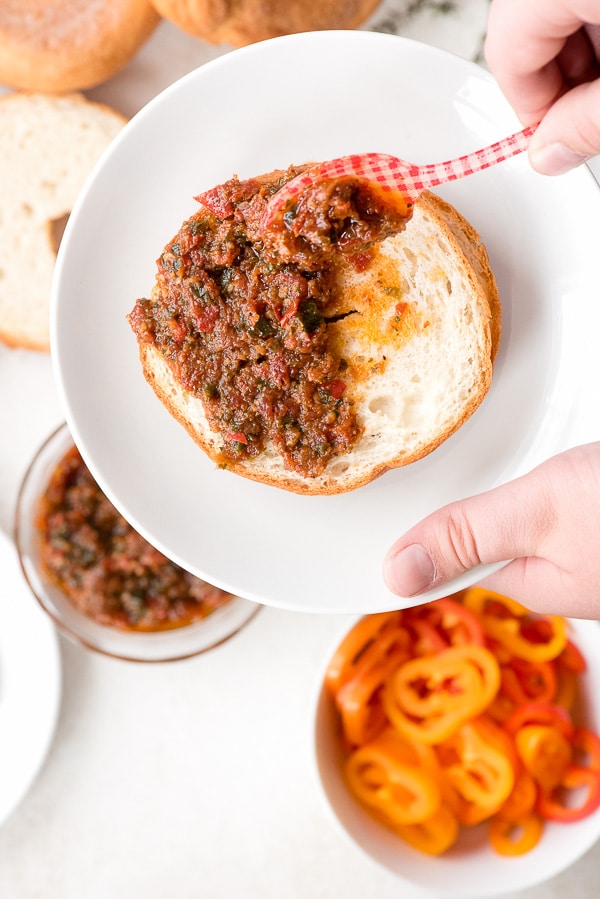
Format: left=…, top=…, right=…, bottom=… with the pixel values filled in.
left=132, top=190, right=501, bottom=495
left=0, top=0, right=159, bottom=92
left=149, top=0, right=381, bottom=46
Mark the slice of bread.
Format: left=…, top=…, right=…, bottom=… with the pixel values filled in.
left=0, top=92, right=126, bottom=352
left=133, top=189, right=500, bottom=495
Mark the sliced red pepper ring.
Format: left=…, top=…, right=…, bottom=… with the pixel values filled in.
left=345, top=731, right=441, bottom=824
left=405, top=596, right=485, bottom=648
left=489, top=812, right=544, bottom=856
left=500, top=657, right=557, bottom=706
left=537, top=765, right=600, bottom=822
left=406, top=619, right=448, bottom=655
left=514, top=724, right=572, bottom=792
left=383, top=644, right=500, bottom=744
left=558, top=639, right=587, bottom=674
left=486, top=691, right=518, bottom=726
left=572, top=728, right=600, bottom=773
left=394, top=805, right=459, bottom=856
left=503, top=702, right=574, bottom=741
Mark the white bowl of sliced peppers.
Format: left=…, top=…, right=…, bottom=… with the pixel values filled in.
left=314, top=588, right=600, bottom=895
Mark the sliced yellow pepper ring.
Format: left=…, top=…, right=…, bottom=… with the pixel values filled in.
left=345, top=731, right=441, bottom=825
left=394, top=805, right=459, bottom=856
left=383, top=645, right=500, bottom=744
left=438, top=719, right=515, bottom=823
left=515, top=724, right=572, bottom=791
left=463, top=587, right=567, bottom=662
left=489, top=812, right=544, bottom=856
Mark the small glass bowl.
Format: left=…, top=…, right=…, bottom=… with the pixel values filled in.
left=14, top=422, right=261, bottom=662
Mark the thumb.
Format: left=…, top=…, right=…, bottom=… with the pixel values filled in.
left=383, top=470, right=553, bottom=598
left=528, top=78, right=600, bottom=174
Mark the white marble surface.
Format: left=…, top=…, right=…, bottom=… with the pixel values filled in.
left=1, top=6, right=600, bottom=898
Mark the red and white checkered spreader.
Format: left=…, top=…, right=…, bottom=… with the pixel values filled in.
left=261, top=124, right=536, bottom=231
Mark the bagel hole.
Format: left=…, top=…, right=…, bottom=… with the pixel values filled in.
left=49, top=213, right=70, bottom=254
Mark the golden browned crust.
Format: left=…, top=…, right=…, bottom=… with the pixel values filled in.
left=148, top=0, right=381, bottom=46
left=0, top=0, right=160, bottom=92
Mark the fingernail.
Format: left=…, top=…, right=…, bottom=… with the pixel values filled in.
left=530, top=142, right=590, bottom=176
left=384, top=544, right=436, bottom=597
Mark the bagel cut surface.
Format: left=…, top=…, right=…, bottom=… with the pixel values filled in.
left=128, top=171, right=500, bottom=495
left=0, top=92, right=127, bottom=352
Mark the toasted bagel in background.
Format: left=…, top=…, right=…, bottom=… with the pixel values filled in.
left=148, top=0, right=381, bottom=46
left=0, top=0, right=159, bottom=93
left=133, top=189, right=500, bottom=495
left=0, top=92, right=126, bottom=352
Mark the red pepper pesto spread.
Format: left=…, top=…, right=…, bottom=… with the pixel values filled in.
left=36, top=445, right=232, bottom=631
left=128, top=167, right=412, bottom=478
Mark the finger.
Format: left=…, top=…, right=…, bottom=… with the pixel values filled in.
left=476, top=558, right=600, bottom=618
left=484, top=0, right=599, bottom=121
left=528, top=77, right=600, bottom=173
left=382, top=470, right=555, bottom=597
left=474, top=558, right=567, bottom=615
left=557, top=28, right=600, bottom=86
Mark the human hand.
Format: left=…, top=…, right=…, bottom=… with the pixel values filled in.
left=383, top=443, right=600, bottom=618
left=484, top=0, right=600, bottom=174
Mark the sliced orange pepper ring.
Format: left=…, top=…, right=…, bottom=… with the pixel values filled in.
left=345, top=731, right=441, bottom=825
left=489, top=812, right=544, bottom=856
left=515, top=724, right=572, bottom=791
left=437, top=718, right=515, bottom=823
left=335, top=626, right=409, bottom=746
left=554, top=667, right=578, bottom=712
left=394, top=805, right=459, bottom=856
left=497, top=767, right=538, bottom=822
left=383, top=644, right=500, bottom=744
left=325, top=611, right=401, bottom=694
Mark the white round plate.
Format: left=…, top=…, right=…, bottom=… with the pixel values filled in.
left=0, top=530, right=61, bottom=827
left=52, top=31, right=600, bottom=613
